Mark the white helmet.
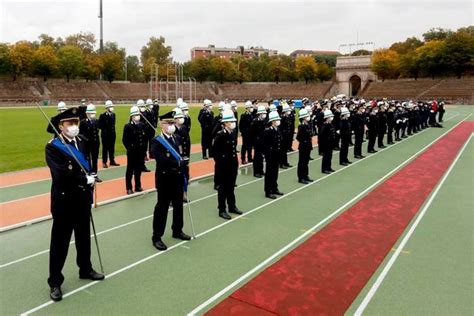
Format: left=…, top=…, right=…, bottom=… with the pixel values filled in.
left=299, top=108, right=310, bottom=119
left=177, top=97, right=183, bottom=106
left=57, top=101, right=67, bottom=111
left=230, top=100, right=237, bottom=108
left=86, top=103, right=96, bottom=114
left=173, top=108, right=184, bottom=119
left=221, top=109, right=237, bottom=123
left=146, top=99, right=153, bottom=105
left=204, top=99, right=212, bottom=106
left=218, top=101, right=226, bottom=111
left=179, top=102, right=189, bottom=111
left=137, top=99, right=145, bottom=107
left=105, top=100, right=114, bottom=108
left=341, top=107, right=350, bottom=117
left=130, top=106, right=140, bottom=117
left=245, top=101, right=253, bottom=108
left=323, top=109, right=334, bottom=119
left=268, top=111, right=281, bottom=122
left=257, top=105, right=266, bottom=114
left=269, top=104, right=277, bottom=112
left=282, top=103, right=291, bottom=112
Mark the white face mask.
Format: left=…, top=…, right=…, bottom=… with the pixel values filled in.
left=327, top=117, right=334, bottom=123
left=304, top=116, right=311, bottom=122
left=132, top=115, right=141, bottom=122
left=208, top=106, right=213, bottom=110
left=108, top=107, right=114, bottom=112
left=88, top=114, right=96, bottom=119
left=65, top=125, right=79, bottom=138
left=177, top=118, right=185, bottom=125
left=139, top=107, right=145, bottom=112
left=149, top=105, right=154, bottom=109
left=274, top=120, right=281, bottom=127
left=228, top=122, right=236, bottom=130
left=183, top=110, right=189, bottom=116
left=260, top=113, right=267, bottom=119
left=167, top=125, right=176, bottom=134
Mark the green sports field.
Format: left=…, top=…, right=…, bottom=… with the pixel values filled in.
left=0, top=105, right=245, bottom=173
left=0, top=106, right=472, bottom=315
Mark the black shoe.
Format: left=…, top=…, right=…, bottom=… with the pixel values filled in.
left=280, top=165, right=288, bottom=169
left=135, top=187, right=144, bottom=192
left=229, top=208, right=243, bottom=215
left=219, top=212, right=231, bottom=220
left=340, top=162, right=348, bottom=166
left=285, top=164, right=293, bottom=168
left=254, top=174, right=263, bottom=178
left=95, top=177, right=103, bottom=183
left=172, top=232, right=191, bottom=240
left=50, top=286, right=62, bottom=302
left=388, top=142, right=394, bottom=145
left=305, top=177, right=314, bottom=182
left=310, top=156, right=315, bottom=160
left=110, top=161, right=120, bottom=166
left=379, top=145, right=386, bottom=149
left=368, top=150, right=377, bottom=153
left=79, top=270, right=105, bottom=281
left=142, top=168, right=151, bottom=173
left=102, top=163, right=108, bottom=168
left=274, top=190, right=284, bottom=196
left=183, top=197, right=190, bottom=203
left=126, top=189, right=134, bottom=195
left=214, top=184, right=219, bottom=190
left=203, top=156, right=208, bottom=160
left=298, top=179, right=309, bottom=184
left=323, top=170, right=331, bottom=174
left=153, top=239, right=167, bottom=251
left=265, top=193, right=277, bottom=199
left=346, top=160, right=352, bottom=164
left=329, top=169, right=336, bottom=172
left=354, top=155, right=362, bottom=159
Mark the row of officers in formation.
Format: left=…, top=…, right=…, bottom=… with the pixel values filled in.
left=44, top=96, right=445, bottom=301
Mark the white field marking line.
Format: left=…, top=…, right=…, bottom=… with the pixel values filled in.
left=21, top=115, right=470, bottom=316
left=1, top=146, right=320, bottom=267
left=186, top=114, right=472, bottom=316
left=354, top=133, right=473, bottom=316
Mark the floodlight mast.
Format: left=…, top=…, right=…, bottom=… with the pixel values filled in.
left=99, top=0, right=104, bottom=53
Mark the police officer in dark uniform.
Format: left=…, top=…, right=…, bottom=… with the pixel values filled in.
left=320, top=109, right=336, bottom=174
left=198, top=99, right=214, bottom=159
left=296, top=108, right=314, bottom=184
left=174, top=108, right=191, bottom=202
left=339, top=106, right=352, bottom=166
left=239, top=101, right=255, bottom=164
left=251, top=105, right=268, bottom=178
left=353, top=105, right=366, bottom=159
left=263, top=111, right=284, bottom=199
left=213, top=109, right=242, bottom=220
left=279, top=103, right=293, bottom=169
left=179, top=102, right=192, bottom=131
left=367, top=107, right=379, bottom=153
left=45, top=108, right=104, bottom=302
left=386, top=104, right=395, bottom=144
left=377, top=104, right=387, bottom=148
left=287, top=101, right=296, bottom=152
left=122, top=106, right=147, bottom=194
left=143, top=99, right=157, bottom=159
left=98, top=100, right=120, bottom=168
left=438, top=101, right=445, bottom=122
left=151, top=112, right=191, bottom=251
left=79, top=103, right=102, bottom=182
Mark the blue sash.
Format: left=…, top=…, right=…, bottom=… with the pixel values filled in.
left=51, top=137, right=91, bottom=173
left=155, top=135, right=188, bottom=192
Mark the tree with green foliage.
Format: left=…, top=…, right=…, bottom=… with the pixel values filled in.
left=422, top=27, right=453, bottom=42
left=295, top=56, right=318, bottom=84
left=101, top=52, right=123, bottom=83
left=140, top=36, right=172, bottom=67
left=82, top=52, right=102, bottom=81
left=32, top=45, right=58, bottom=81
left=209, top=57, right=235, bottom=83
left=189, top=57, right=212, bottom=83
left=316, top=62, right=334, bottom=81
left=390, top=37, right=423, bottom=54
left=125, top=55, right=143, bottom=82
left=57, top=45, right=84, bottom=82
left=65, top=32, right=96, bottom=54
left=268, top=55, right=289, bottom=83
left=415, top=40, right=445, bottom=79
left=442, top=29, right=474, bottom=78
left=0, top=43, right=11, bottom=76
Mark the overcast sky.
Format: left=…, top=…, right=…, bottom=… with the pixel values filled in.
left=0, top=0, right=472, bottom=62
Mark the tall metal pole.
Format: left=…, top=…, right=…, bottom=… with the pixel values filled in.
left=166, top=64, right=169, bottom=104
left=175, top=63, right=178, bottom=102
left=188, top=77, right=192, bottom=103
left=99, top=0, right=103, bottom=53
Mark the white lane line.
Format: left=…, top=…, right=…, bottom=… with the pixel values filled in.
left=1, top=147, right=320, bottom=267
left=186, top=114, right=471, bottom=315
left=21, top=115, right=470, bottom=315
left=353, top=133, right=473, bottom=316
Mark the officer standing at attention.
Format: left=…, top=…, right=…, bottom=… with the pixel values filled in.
left=263, top=111, right=285, bottom=199
left=352, top=104, right=366, bottom=159
left=213, top=109, right=243, bottom=220
left=98, top=100, right=120, bottom=168
left=174, top=108, right=191, bottom=202
left=79, top=103, right=102, bottom=182
left=179, top=102, right=192, bottom=131
left=251, top=105, right=267, bottom=178
left=319, top=109, right=336, bottom=174
left=143, top=99, right=157, bottom=159
left=296, top=108, right=314, bottom=184
left=239, top=101, right=255, bottom=164
left=198, top=99, right=214, bottom=159
left=339, top=106, right=352, bottom=166
left=45, top=108, right=104, bottom=302
left=151, top=112, right=191, bottom=251
left=122, top=106, right=146, bottom=195
left=136, top=99, right=151, bottom=172
left=279, top=103, right=293, bottom=169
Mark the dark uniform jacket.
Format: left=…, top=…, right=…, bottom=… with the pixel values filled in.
left=79, top=118, right=100, bottom=145
left=250, top=118, right=267, bottom=148
left=239, top=112, right=254, bottom=137
left=98, top=112, right=116, bottom=136
left=213, top=129, right=238, bottom=185
left=198, top=109, right=214, bottom=130
left=263, top=127, right=282, bottom=159
left=45, top=136, right=92, bottom=211
left=151, top=134, right=186, bottom=188
left=319, top=122, right=335, bottom=152
left=122, top=121, right=147, bottom=153
left=340, top=119, right=352, bottom=142
left=175, top=124, right=191, bottom=158
left=296, top=123, right=313, bottom=151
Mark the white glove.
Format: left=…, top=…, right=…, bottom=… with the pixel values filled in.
left=336, top=130, right=340, bottom=134
left=86, top=175, right=96, bottom=186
